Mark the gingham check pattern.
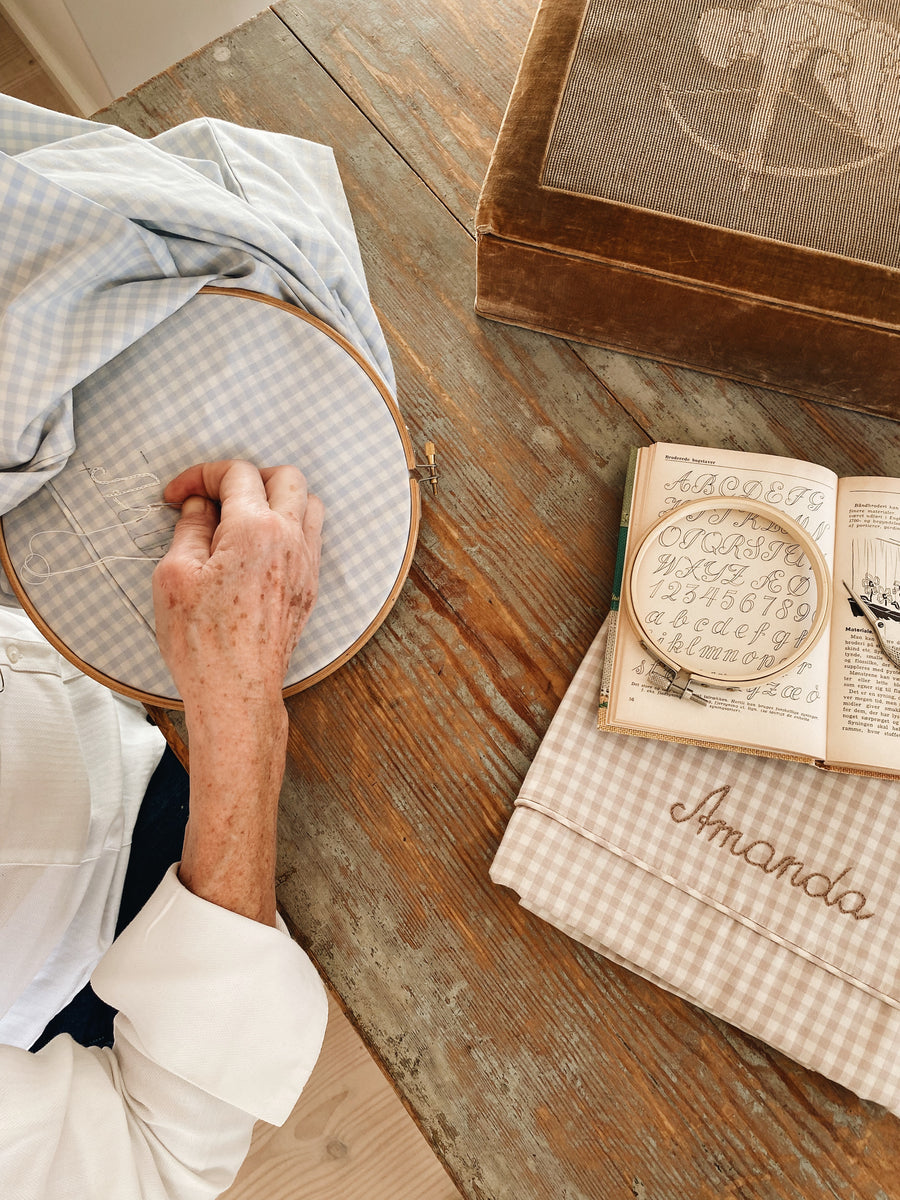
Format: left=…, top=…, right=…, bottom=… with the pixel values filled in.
left=0, top=98, right=412, bottom=701
left=0, top=96, right=395, bottom=513
left=1, top=293, right=412, bottom=701
left=491, top=620, right=900, bottom=1115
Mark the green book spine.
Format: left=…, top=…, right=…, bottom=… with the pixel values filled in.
left=600, top=445, right=640, bottom=704
left=609, top=446, right=639, bottom=614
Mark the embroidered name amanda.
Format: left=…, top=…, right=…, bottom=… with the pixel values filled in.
left=670, top=787, right=875, bottom=920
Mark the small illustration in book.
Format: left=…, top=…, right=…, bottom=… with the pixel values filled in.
left=845, top=535, right=900, bottom=622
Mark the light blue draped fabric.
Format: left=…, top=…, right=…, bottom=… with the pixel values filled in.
left=0, top=99, right=414, bottom=702
left=0, top=96, right=395, bottom=515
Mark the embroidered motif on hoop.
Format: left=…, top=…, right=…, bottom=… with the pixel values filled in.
left=19, top=466, right=178, bottom=585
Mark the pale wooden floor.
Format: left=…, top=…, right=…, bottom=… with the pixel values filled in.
left=0, top=11, right=72, bottom=112
left=0, top=15, right=462, bottom=1199
left=222, top=991, right=461, bottom=1200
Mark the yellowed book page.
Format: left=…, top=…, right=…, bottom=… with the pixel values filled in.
left=606, top=443, right=837, bottom=758
left=826, top=478, right=900, bottom=774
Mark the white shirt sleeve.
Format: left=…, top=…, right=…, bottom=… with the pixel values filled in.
left=0, top=866, right=327, bottom=1200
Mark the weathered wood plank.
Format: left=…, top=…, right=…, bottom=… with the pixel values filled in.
left=221, top=989, right=461, bottom=1200
left=274, top=0, right=537, bottom=232
left=100, top=12, right=900, bottom=1200
left=571, top=342, right=900, bottom=479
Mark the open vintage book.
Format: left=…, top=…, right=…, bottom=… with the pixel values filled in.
left=599, top=443, right=900, bottom=778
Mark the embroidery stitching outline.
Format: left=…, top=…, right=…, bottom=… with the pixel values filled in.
left=670, top=784, right=876, bottom=919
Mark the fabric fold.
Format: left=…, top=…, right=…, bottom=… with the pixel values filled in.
left=92, top=865, right=327, bottom=1126
left=491, top=619, right=900, bottom=1114
left=0, top=95, right=395, bottom=516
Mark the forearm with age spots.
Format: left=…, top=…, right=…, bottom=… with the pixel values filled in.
left=178, top=700, right=289, bottom=927
left=153, top=460, right=324, bottom=928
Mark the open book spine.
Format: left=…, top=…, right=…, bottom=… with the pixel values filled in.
left=597, top=704, right=898, bottom=776
left=599, top=446, right=638, bottom=703
left=596, top=704, right=817, bottom=764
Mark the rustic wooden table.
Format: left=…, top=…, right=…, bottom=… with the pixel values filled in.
left=105, top=3, right=900, bottom=1197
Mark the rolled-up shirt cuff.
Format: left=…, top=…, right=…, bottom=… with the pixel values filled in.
left=91, top=864, right=327, bottom=1125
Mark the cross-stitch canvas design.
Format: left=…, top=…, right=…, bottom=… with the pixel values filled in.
left=1, top=292, right=415, bottom=703
left=542, top=0, right=900, bottom=266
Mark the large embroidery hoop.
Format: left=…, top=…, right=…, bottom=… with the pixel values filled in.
left=0, top=287, right=419, bottom=708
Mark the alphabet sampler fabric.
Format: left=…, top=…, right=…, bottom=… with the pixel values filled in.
left=491, top=620, right=900, bottom=1115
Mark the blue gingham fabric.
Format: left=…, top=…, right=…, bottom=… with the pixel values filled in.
left=0, top=99, right=414, bottom=702
left=0, top=95, right=395, bottom=513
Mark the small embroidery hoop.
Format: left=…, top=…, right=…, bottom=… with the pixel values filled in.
left=0, top=287, right=420, bottom=708
left=621, top=496, right=832, bottom=697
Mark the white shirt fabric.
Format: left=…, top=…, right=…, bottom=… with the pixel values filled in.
left=0, top=601, right=329, bottom=1195
left=1, top=865, right=328, bottom=1199
left=0, top=602, right=165, bottom=1047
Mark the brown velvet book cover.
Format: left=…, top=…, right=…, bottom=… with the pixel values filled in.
left=475, top=0, right=900, bottom=417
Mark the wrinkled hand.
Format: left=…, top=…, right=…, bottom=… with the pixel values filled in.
left=153, top=461, right=324, bottom=715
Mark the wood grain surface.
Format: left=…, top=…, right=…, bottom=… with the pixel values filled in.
left=0, top=11, right=72, bottom=114
left=101, top=5, right=900, bottom=1198
left=221, top=990, right=460, bottom=1200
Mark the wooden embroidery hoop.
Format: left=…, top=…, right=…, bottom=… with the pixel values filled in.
left=0, top=286, right=420, bottom=708
left=622, top=496, right=832, bottom=694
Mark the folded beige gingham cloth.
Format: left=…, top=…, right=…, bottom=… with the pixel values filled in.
left=491, top=620, right=900, bottom=1114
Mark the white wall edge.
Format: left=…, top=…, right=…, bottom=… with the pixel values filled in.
left=0, top=0, right=113, bottom=115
